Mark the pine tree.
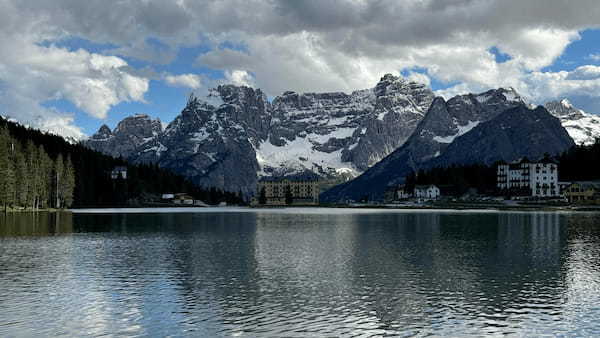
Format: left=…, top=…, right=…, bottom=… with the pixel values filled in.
left=25, top=141, right=38, bottom=210
left=55, top=153, right=64, bottom=208
left=63, top=155, right=75, bottom=208
left=0, top=127, right=15, bottom=211
left=14, top=150, right=28, bottom=208
left=36, top=145, right=51, bottom=209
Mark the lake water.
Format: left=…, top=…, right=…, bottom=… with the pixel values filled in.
left=1, top=208, right=600, bottom=336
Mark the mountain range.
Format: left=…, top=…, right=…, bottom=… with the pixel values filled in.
left=87, top=74, right=434, bottom=195
left=86, top=75, right=598, bottom=200
left=321, top=92, right=575, bottom=202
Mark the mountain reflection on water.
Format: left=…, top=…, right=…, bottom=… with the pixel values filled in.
left=0, top=210, right=599, bottom=336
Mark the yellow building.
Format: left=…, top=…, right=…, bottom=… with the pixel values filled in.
left=253, top=176, right=320, bottom=206
left=564, top=182, right=600, bottom=204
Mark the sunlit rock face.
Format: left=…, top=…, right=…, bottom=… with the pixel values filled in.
left=86, top=74, right=434, bottom=195
left=321, top=90, right=573, bottom=202
left=87, top=114, right=162, bottom=159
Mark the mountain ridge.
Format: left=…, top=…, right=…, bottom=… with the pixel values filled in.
left=87, top=74, right=435, bottom=195
left=321, top=101, right=573, bottom=202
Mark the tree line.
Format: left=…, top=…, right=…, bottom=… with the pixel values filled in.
left=0, top=117, right=243, bottom=208
left=403, top=138, right=600, bottom=197
left=0, top=126, right=75, bottom=211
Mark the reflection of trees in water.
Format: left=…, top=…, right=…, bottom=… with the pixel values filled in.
left=161, top=213, right=261, bottom=334
left=0, top=212, right=73, bottom=236
left=345, top=212, right=569, bottom=333
left=16, top=210, right=598, bottom=336
left=70, top=212, right=261, bottom=335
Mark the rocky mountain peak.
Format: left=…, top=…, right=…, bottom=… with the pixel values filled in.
left=471, top=87, right=525, bottom=105
left=93, top=124, right=113, bottom=139
left=544, top=99, right=600, bottom=145
left=544, top=99, right=585, bottom=118
left=114, top=114, right=161, bottom=135
left=373, top=73, right=434, bottom=113
left=374, top=73, right=405, bottom=96
left=86, top=73, right=438, bottom=195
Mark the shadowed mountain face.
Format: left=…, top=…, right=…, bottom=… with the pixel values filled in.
left=321, top=102, right=574, bottom=203
left=86, top=74, right=434, bottom=195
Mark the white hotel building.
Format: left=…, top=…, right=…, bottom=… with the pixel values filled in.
left=497, top=159, right=559, bottom=197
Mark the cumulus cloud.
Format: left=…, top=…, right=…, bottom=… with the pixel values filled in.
left=224, top=70, right=255, bottom=87
left=165, top=74, right=202, bottom=89
left=0, top=1, right=152, bottom=138
left=4, top=0, right=600, bottom=138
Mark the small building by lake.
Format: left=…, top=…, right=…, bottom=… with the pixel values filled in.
left=414, top=185, right=440, bottom=200
left=110, top=166, right=128, bottom=180
left=564, top=181, right=600, bottom=204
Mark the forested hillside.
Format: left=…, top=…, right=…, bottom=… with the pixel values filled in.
left=402, top=139, right=600, bottom=197
left=0, top=126, right=75, bottom=210
left=0, top=118, right=243, bottom=209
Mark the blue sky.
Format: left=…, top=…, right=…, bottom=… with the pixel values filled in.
left=3, top=1, right=600, bottom=138
left=55, top=28, right=600, bottom=136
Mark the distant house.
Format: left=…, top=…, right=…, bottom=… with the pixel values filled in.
left=253, top=174, right=320, bottom=206
left=111, top=166, right=127, bottom=179
left=564, top=182, right=600, bottom=204
left=172, top=193, right=194, bottom=205
left=414, top=185, right=440, bottom=200
left=558, top=182, right=572, bottom=197
left=396, top=185, right=412, bottom=200
left=384, top=184, right=412, bottom=202
left=160, top=193, right=207, bottom=206
left=497, top=158, right=558, bottom=197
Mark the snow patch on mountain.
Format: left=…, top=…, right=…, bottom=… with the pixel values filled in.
left=544, top=99, right=600, bottom=145
left=433, top=120, right=480, bottom=143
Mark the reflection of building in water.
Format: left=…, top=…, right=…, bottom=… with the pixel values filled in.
left=497, top=212, right=563, bottom=260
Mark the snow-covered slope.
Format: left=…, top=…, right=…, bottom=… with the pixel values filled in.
left=544, top=99, right=600, bottom=145
left=321, top=87, right=530, bottom=202
left=86, top=74, right=435, bottom=195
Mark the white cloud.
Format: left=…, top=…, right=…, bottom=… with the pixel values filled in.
left=589, top=53, right=600, bottom=61
left=406, top=72, right=431, bottom=87
left=165, top=73, right=202, bottom=89
left=0, top=3, right=150, bottom=138
left=224, top=70, right=255, bottom=87
left=4, top=0, right=600, bottom=137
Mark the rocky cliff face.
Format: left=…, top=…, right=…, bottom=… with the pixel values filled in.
left=86, top=74, right=434, bottom=195
left=429, top=105, right=574, bottom=167
left=544, top=99, right=600, bottom=145
left=320, top=89, right=571, bottom=202
left=87, top=114, right=162, bottom=159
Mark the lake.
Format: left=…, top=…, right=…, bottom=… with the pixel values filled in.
left=1, top=208, right=599, bottom=336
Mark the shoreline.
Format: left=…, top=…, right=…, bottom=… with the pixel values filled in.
left=1, top=208, right=70, bottom=213
left=68, top=205, right=600, bottom=214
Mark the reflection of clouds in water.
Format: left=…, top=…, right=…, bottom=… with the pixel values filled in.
left=2, top=211, right=600, bottom=336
